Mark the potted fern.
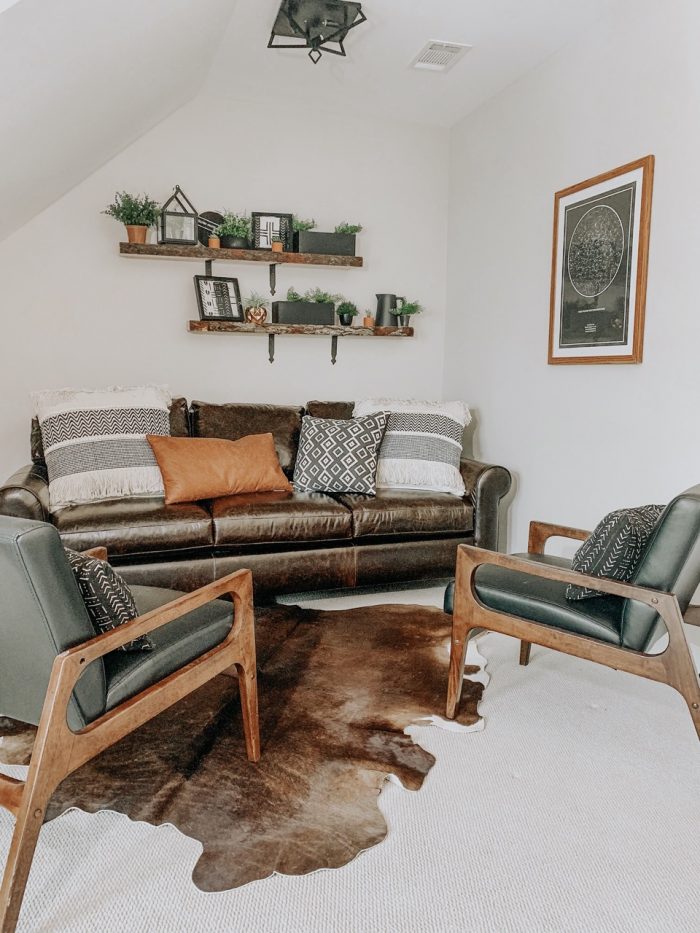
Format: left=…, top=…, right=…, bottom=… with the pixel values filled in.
left=272, top=286, right=341, bottom=325
left=391, top=299, right=423, bottom=328
left=103, top=191, right=160, bottom=244
left=293, top=220, right=362, bottom=256
left=216, top=212, right=251, bottom=249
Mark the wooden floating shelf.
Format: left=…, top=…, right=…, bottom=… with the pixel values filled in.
left=120, top=242, right=363, bottom=268
left=187, top=321, right=413, bottom=337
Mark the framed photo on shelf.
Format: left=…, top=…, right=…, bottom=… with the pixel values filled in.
left=193, top=275, right=243, bottom=322
left=251, top=212, right=293, bottom=251
left=549, top=155, right=654, bottom=365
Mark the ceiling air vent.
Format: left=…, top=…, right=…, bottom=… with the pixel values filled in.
left=410, top=40, right=471, bottom=73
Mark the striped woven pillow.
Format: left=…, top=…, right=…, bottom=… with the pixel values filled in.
left=353, top=399, right=471, bottom=497
left=32, top=385, right=172, bottom=512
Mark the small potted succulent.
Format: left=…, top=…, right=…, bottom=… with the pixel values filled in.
left=216, top=212, right=251, bottom=249
left=244, top=291, right=269, bottom=325
left=271, top=236, right=284, bottom=253
left=293, top=220, right=362, bottom=256
left=363, top=310, right=375, bottom=328
left=336, top=300, right=358, bottom=327
left=391, top=299, right=422, bottom=328
left=272, top=286, right=341, bottom=325
left=103, top=191, right=160, bottom=244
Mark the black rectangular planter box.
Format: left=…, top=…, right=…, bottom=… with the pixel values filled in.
left=293, top=230, right=356, bottom=256
left=271, top=301, right=335, bottom=325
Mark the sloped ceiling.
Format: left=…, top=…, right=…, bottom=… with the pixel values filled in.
left=0, top=0, right=237, bottom=242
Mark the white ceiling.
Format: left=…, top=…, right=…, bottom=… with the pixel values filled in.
left=205, top=0, right=622, bottom=127
left=0, top=0, right=621, bottom=242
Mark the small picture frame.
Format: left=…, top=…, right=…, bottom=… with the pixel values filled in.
left=251, top=212, right=293, bottom=251
left=193, top=275, right=243, bottom=322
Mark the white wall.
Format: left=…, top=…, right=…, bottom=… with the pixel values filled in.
left=444, top=0, right=700, bottom=551
left=0, top=96, right=448, bottom=480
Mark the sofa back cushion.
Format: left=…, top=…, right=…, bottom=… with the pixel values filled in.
left=305, top=400, right=354, bottom=420
left=31, top=397, right=190, bottom=464
left=190, top=402, right=303, bottom=473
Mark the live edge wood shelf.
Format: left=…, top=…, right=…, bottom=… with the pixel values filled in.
left=188, top=320, right=414, bottom=364
left=119, top=241, right=363, bottom=267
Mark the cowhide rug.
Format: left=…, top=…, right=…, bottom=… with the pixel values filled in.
left=0, top=603, right=482, bottom=891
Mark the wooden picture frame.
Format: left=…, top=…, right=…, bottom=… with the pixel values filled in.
left=194, top=275, right=243, bottom=322
left=548, top=155, right=654, bottom=365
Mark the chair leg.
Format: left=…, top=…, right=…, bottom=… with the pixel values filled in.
left=446, top=606, right=474, bottom=720
left=0, top=764, right=60, bottom=933
left=519, top=641, right=532, bottom=666
left=237, top=663, right=260, bottom=763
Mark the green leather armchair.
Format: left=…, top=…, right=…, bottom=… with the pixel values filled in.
left=444, top=484, right=700, bottom=740
left=0, top=516, right=260, bottom=933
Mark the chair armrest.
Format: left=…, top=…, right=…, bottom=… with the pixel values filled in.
left=0, top=463, right=50, bottom=522
left=528, top=521, right=590, bottom=554
left=456, top=544, right=673, bottom=610
left=60, top=568, right=253, bottom=664
left=460, top=458, right=512, bottom=550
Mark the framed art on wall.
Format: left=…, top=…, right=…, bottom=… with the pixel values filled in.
left=193, top=275, right=243, bottom=322
left=251, top=212, right=293, bottom=251
left=548, top=155, right=654, bottom=365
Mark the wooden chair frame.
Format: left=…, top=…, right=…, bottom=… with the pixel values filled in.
left=0, top=561, right=260, bottom=933
left=446, top=522, right=700, bottom=740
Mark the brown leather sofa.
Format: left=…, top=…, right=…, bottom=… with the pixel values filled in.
left=0, top=399, right=512, bottom=596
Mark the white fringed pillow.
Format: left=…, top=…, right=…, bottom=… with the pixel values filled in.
left=352, top=399, right=471, bottom=497
left=32, top=385, right=172, bottom=512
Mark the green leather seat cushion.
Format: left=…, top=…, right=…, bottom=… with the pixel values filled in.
left=444, top=553, right=624, bottom=645
left=104, top=586, right=233, bottom=711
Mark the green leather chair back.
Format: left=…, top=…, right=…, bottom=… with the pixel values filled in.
left=622, top=484, right=700, bottom=650
left=0, top=516, right=106, bottom=730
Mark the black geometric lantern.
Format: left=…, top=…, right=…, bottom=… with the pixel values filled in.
left=159, top=185, right=199, bottom=246
left=268, top=0, right=366, bottom=64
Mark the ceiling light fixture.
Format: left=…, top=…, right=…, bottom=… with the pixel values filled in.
left=268, top=0, right=367, bottom=64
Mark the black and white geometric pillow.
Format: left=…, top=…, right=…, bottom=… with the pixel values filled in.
left=293, top=413, right=388, bottom=495
left=565, top=504, right=666, bottom=601
left=65, top=549, right=154, bottom=652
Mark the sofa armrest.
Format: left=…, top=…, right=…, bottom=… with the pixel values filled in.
left=460, top=458, right=512, bottom=551
left=0, top=463, right=50, bottom=522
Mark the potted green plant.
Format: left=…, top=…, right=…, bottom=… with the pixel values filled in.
left=244, top=291, right=269, bottom=325
left=336, top=300, right=359, bottom=327
left=103, top=191, right=160, bottom=244
left=272, top=286, right=341, bottom=325
left=293, top=220, right=362, bottom=256
left=391, top=299, right=422, bottom=328
left=216, top=212, right=251, bottom=249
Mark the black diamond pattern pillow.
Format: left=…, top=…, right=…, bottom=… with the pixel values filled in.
left=65, top=549, right=154, bottom=652
left=566, top=504, right=666, bottom=600
left=293, top=413, right=388, bottom=495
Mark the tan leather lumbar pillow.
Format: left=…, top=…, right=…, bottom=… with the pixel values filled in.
left=147, top=433, right=292, bottom=504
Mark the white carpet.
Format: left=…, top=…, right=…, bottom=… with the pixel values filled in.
left=2, top=587, right=699, bottom=932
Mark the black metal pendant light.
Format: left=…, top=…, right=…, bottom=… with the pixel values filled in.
left=268, top=0, right=367, bottom=64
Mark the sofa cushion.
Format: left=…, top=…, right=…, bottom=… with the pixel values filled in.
left=305, top=400, right=354, bottom=420
left=293, top=413, right=388, bottom=495
left=190, top=401, right=303, bottom=473
left=333, top=489, right=473, bottom=539
left=470, top=553, right=624, bottom=645
left=31, top=396, right=189, bottom=465
left=53, top=498, right=213, bottom=556
left=104, top=585, right=232, bottom=710
left=211, top=490, right=352, bottom=546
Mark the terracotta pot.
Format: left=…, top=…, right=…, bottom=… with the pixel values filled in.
left=245, top=306, right=268, bottom=325
left=208, top=235, right=221, bottom=249
left=271, top=241, right=284, bottom=253
left=363, top=316, right=375, bottom=328
left=125, top=225, right=148, bottom=244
